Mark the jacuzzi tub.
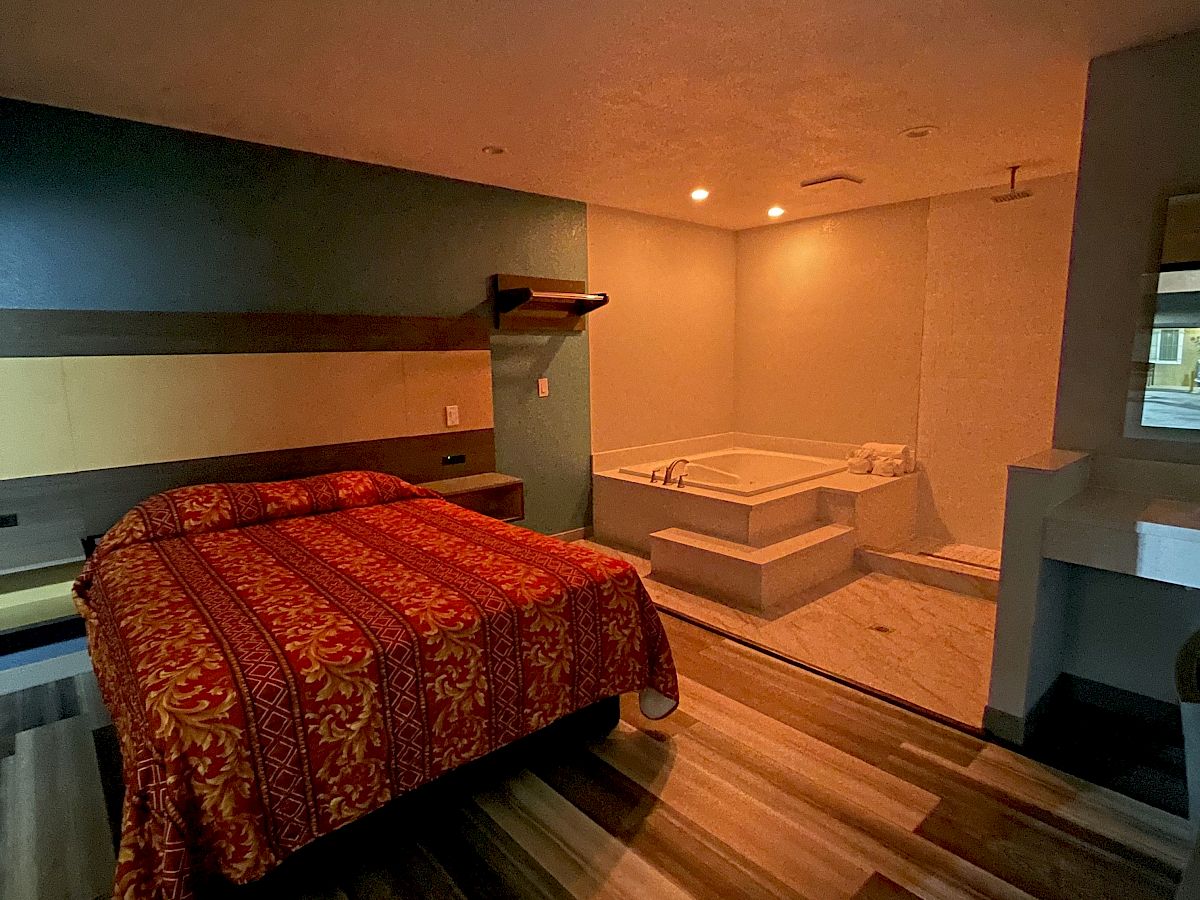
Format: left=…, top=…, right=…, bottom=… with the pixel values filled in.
left=619, top=448, right=845, bottom=496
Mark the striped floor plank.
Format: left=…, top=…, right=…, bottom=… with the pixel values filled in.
left=0, top=615, right=1189, bottom=899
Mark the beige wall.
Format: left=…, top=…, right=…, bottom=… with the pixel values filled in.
left=734, top=200, right=930, bottom=447
left=917, top=174, right=1077, bottom=548
left=589, top=181, right=1075, bottom=550
left=587, top=206, right=737, bottom=453
left=730, top=179, right=1075, bottom=550
left=1054, top=29, right=1200, bottom=457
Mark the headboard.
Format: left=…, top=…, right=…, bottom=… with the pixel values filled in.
left=0, top=310, right=495, bottom=571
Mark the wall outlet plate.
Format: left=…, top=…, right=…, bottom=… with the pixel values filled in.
left=444, top=405, right=460, bottom=427
left=537, top=377, right=549, bottom=398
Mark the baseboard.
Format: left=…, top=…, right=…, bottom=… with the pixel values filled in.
left=982, top=705, right=1027, bottom=745
left=983, top=673, right=1061, bottom=746
left=552, top=526, right=593, bottom=542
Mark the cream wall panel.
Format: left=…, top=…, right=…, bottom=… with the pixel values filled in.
left=401, top=350, right=493, bottom=435
left=0, top=350, right=497, bottom=479
left=587, top=206, right=737, bottom=453
left=0, top=358, right=78, bottom=479
left=62, top=352, right=416, bottom=472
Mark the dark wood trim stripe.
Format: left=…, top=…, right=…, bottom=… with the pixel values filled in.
left=0, top=309, right=491, bottom=356
left=0, top=429, right=496, bottom=572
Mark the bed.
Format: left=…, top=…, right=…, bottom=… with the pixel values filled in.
left=73, top=470, right=678, bottom=900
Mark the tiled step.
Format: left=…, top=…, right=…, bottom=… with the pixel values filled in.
left=649, top=524, right=857, bottom=611
left=854, top=545, right=999, bottom=600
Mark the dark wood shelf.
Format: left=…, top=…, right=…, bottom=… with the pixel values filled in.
left=420, top=472, right=524, bottom=522
left=491, top=274, right=608, bottom=333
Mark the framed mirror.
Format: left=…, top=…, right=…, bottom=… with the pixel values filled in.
left=1137, top=192, right=1200, bottom=431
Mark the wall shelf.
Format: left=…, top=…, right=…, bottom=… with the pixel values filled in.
left=491, top=274, right=608, bottom=332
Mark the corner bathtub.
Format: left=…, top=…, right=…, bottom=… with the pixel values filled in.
left=619, top=448, right=845, bottom=496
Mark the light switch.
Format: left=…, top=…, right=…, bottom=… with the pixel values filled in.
left=537, top=377, right=550, bottom=398
left=444, top=405, right=460, bottom=427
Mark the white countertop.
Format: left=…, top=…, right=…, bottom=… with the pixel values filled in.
left=1043, top=487, right=1200, bottom=588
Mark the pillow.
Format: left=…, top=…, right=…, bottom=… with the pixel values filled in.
left=92, top=470, right=438, bottom=561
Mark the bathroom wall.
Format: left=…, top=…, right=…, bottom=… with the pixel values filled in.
left=734, top=200, right=930, bottom=448
left=1054, top=28, right=1200, bottom=459
left=731, top=178, right=1076, bottom=550
left=587, top=205, right=737, bottom=452
left=917, top=173, right=1077, bottom=548
left=0, top=98, right=591, bottom=535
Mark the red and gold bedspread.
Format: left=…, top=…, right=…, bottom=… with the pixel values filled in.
left=73, top=470, right=677, bottom=900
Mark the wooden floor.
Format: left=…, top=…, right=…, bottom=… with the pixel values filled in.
left=0, top=615, right=1191, bottom=900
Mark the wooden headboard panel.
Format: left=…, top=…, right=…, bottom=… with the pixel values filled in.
left=0, top=310, right=496, bottom=571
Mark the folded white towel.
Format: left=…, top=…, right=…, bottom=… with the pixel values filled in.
left=847, top=456, right=873, bottom=474
left=870, top=457, right=904, bottom=477
left=860, top=442, right=915, bottom=474
left=861, top=442, right=908, bottom=456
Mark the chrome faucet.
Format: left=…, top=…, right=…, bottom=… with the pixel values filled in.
left=663, top=458, right=689, bottom=486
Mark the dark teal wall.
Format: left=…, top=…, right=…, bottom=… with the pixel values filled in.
left=0, top=99, right=590, bottom=534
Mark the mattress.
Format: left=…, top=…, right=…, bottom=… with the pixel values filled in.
left=73, top=470, right=677, bottom=900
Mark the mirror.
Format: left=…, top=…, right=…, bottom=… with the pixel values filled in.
left=1139, top=192, right=1200, bottom=430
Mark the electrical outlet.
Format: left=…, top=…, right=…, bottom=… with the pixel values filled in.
left=537, top=377, right=550, bottom=398
left=0, top=513, right=17, bottom=528
left=444, top=405, right=460, bottom=427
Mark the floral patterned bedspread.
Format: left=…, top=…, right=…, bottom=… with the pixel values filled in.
left=73, top=470, right=677, bottom=900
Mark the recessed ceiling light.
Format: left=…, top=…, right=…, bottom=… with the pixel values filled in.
left=481, top=145, right=506, bottom=155
left=690, top=187, right=710, bottom=201
left=900, top=125, right=938, bottom=139
left=767, top=206, right=785, bottom=218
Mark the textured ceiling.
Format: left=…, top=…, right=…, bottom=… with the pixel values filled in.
left=2, top=1, right=1199, bottom=229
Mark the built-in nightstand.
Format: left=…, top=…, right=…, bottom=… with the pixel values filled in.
left=419, top=473, right=524, bottom=522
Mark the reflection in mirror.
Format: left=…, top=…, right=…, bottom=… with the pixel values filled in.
left=1140, top=192, right=1200, bottom=430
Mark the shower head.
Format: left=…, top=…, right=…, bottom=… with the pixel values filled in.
left=992, top=165, right=1032, bottom=203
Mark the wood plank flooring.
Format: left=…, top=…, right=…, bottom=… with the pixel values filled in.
left=0, top=615, right=1191, bottom=899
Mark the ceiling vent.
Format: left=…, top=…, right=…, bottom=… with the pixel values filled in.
left=801, top=174, right=864, bottom=189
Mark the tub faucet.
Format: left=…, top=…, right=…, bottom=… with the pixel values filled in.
left=663, top=458, right=689, bottom=486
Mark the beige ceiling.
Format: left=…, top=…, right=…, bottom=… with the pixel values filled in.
left=2, top=1, right=1198, bottom=230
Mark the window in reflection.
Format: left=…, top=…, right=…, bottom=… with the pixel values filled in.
left=1140, top=193, right=1200, bottom=430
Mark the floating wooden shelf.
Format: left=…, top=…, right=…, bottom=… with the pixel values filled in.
left=491, top=274, right=608, bottom=333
